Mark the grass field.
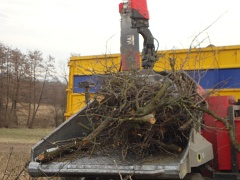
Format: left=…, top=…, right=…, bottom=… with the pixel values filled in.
left=0, top=128, right=53, bottom=143
left=0, top=128, right=56, bottom=179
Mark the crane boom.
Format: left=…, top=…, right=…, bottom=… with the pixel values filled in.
left=119, top=0, right=158, bottom=69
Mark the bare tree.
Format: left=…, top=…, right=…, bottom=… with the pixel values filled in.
left=26, top=52, right=56, bottom=128
left=0, top=44, right=28, bottom=127
left=45, top=80, right=67, bottom=127
left=58, top=59, right=69, bottom=84
left=0, top=43, right=6, bottom=126
left=8, top=48, right=27, bottom=126
left=0, top=42, right=68, bottom=128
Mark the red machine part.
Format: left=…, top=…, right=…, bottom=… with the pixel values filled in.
left=119, top=2, right=124, bottom=13
left=202, top=96, right=240, bottom=171
left=129, top=0, right=149, bottom=19
left=121, top=52, right=140, bottom=71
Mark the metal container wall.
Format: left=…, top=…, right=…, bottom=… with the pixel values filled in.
left=65, top=45, right=240, bottom=119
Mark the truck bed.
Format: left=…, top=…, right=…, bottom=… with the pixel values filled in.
left=28, top=101, right=213, bottom=179
left=29, top=151, right=184, bottom=179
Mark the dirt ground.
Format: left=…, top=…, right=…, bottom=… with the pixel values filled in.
left=0, top=128, right=61, bottom=180
left=0, top=142, right=34, bottom=179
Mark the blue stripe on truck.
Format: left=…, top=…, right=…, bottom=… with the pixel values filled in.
left=187, top=68, right=240, bottom=89
left=73, top=68, right=240, bottom=93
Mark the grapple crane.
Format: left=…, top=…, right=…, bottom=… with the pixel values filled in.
left=119, top=0, right=158, bottom=70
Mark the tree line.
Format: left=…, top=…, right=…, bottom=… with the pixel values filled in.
left=0, top=42, right=67, bottom=128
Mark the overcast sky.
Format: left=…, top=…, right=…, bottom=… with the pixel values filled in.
left=0, top=0, right=240, bottom=64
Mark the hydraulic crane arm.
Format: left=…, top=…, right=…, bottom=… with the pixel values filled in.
left=120, top=0, right=159, bottom=69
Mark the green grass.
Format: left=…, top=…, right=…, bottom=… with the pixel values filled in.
left=0, top=128, right=54, bottom=143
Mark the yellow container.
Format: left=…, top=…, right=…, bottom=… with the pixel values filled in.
left=65, top=45, right=240, bottom=119
left=155, top=45, right=240, bottom=71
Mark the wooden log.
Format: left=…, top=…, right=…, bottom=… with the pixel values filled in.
left=95, top=94, right=105, bottom=103
left=119, top=113, right=156, bottom=124
left=178, top=119, right=193, bottom=131
left=37, top=141, right=80, bottom=162
left=136, top=83, right=170, bottom=117
left=137, top=114, right=156, bottom=124
left=157, top=142, right=182, bottom=153
left=81, top=117, right=112, bottom=145
left=37, top=117, right=112, bottom=162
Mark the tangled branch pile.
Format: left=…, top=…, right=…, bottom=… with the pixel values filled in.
left=38, top=69, right=207, bottom=162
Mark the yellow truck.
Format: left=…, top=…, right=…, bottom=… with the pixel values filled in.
left=65, top=45, right=240, bottom=119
